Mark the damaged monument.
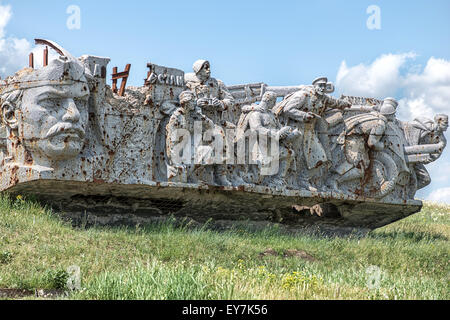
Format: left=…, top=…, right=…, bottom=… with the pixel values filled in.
left=0, top=39, right=447, bottom=235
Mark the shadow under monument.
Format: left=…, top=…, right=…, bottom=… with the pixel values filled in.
left=42, top=195, right=371, bottom=238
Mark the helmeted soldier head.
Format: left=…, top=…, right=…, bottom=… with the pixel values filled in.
left=312, top=77, right=335, bottom=95
left=434, top=114, right=448, bottom=132
left=260, top=91, right=277, bottom=110
left=380, top=97, right=398, bottom=121
left=193, top=59, right=211, bottom=83
left=0, top=40, right=90, bottom=163
left=179, top=91, right=196, bottom=111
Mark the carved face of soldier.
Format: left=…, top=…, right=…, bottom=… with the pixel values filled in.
left=5, top=82, right=89, bottom=161
left=261, top=92, right=277, bottom=110
left=435, top=115, right=448, bottom=132
left=179, top=91, right=196, bottom=112
left=314, top=81, right=327, bottom=95
left=196, top=62, right=211, bottom=83
left=380, top=98, right=398, bottom=122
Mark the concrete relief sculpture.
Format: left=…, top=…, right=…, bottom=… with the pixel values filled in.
left=273, top=77, right=351, bottom=190
left=332, top=98, right=409, bottom=199
left=0, top=40, right=90, bottom=190
left=184, top=60, right=235, bottom=186
left=0, top=39, right=447, bottom=235
left=165, top=90, right=215, bottom=184
left=185, top=60, right=235, bottom=123
left=401, top=114, right=448, bottom=191
left=236, top=91, right=300, bottom=188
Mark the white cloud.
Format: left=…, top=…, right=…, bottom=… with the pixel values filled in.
left=0, top=2, right=11, bottom=39
left=0, top=3, right=61, bottom=78
left=427, top=187, right=450, bottom=204
left=335, top=53, right=450, bottom=121
left=0, top=3, right=32, bottom=77
left=336, top=53, right=416, bottom=101
left=336, top=53, right=450, bottom=203
left=399, top=57, right=450, bottom=120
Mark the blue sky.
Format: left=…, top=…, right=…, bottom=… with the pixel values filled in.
left=4, top=0, right=450, bottom=85
left=1, top=0, right=450, bottom=202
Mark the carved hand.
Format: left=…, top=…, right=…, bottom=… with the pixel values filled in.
left=342, top=101, right=352, bottom=109
left=286, top=128, right=301, bottom=141
left=211, top=98, right=224, bottom=109
left=197, top=98, right=209, bottom=106
left=220, top=120, right=236, bottom=129
left=304, top=112, right=315, bottom=122
left=278, top=127, right=291, bottom=139
left=428, top=153, right=439, bottom=163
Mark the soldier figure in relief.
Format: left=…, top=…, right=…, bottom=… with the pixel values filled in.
left=401, top=114, right=448, bottom=189
left=165, top=91, right=214, bottom=183
left=332, top=98, right=410, bottom=199
left=237, top=91, right=300, bottom=187
left=184, top=60, right=235, bottom=186
left=332, top=98, right=396, bottom=188
left=273, top=77, right=351, bottom=190
left=185, top=60, right=235, bottom=124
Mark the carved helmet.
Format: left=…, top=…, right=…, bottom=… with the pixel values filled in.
left=179, top=91, right=195, bottom=105
left=435, top=114, right=449, bottom=131
left=193, top=59, right=210, bottom=74
left=312, top=77, right=328, bottom=86
left=261, top=91, right=277, bottom=106
left=380, top=97, right=398, bottom=116
left=435, top=114, right=448, bottom=123
left=312, top=77, right=335, bottom=93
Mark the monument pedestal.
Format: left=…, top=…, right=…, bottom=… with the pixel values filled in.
left=5, top=179, right=422, bottom=236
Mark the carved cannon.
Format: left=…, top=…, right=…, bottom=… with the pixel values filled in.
left=405, top=142, right=446, bottom=163
left=227, top=83, right=306, bottom=106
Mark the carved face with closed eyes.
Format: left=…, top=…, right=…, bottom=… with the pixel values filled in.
left=4, top=82, right=90, bottom=161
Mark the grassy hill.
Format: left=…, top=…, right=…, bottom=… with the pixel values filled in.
left=0, top=194, right=448, bottom=300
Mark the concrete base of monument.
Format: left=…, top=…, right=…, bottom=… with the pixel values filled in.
left=4, top=179, right=422, bottom=237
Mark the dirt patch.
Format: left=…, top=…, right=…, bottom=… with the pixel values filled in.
left=284, top=249, right=317, bottom=262
left=0, top=288, right=66, bottom=299
left=260, top=248, right=316, bottom=262
left=0, top=289, right=34, bottom=299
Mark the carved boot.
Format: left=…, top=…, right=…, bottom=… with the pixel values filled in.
left=326, top=174, right=340, bottom=191
left=297, top=178, right=316, bottom=192
left=269, top=176, right=287, bottom=188
left=269, top=159, right=289, bottom=188
left=217, top=174, right=232, bottom=187
left=232, top=175, right=249, bottom=187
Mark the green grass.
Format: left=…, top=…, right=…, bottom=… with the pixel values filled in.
left=0, top=194, right=448, bottom=300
